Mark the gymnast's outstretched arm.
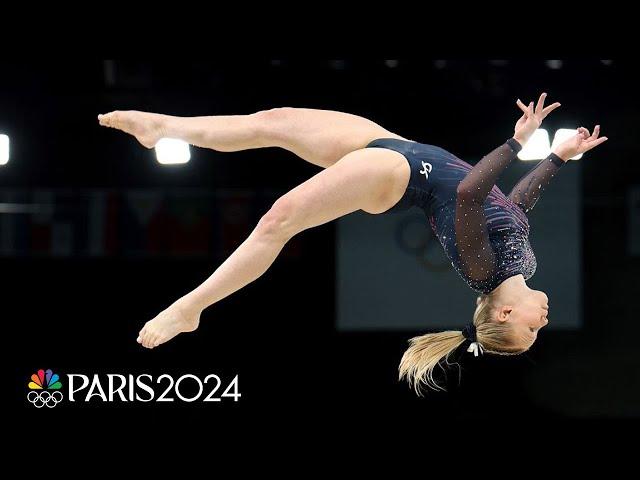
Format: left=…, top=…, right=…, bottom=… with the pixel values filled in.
left=508, top=125, right=608, bottom=213
left=507, top=152, right=566, bottom=213
left=454, top=93, right=560, bottom=281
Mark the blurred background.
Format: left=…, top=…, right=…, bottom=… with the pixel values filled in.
left=3, top=59, right=638, bottom=427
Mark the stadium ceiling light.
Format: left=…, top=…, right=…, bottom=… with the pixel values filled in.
left=517, top=129, right=551, bottom=161
left=551, top=128, right=583, bottom=160
left=155, top=138, right=191, bottom=165
left=518, top=128, right=587, bottom=161
left=0, top=134, right=9, bottom=165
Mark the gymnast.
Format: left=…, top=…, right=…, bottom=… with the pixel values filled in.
left=98, top=92, right=607, bottom=393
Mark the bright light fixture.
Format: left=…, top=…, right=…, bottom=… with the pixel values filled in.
left=155, top=138, right=190, bottom=165
left=517, top=129, right=550, bottom=161
left=551, top=129, right=583, bottom=160
left=0, top=134, right=9, bottom=165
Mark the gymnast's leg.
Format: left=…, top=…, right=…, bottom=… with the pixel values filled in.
left=98, top=107, right=408, bottom=168
left=136, top=147, right=410, bottom=348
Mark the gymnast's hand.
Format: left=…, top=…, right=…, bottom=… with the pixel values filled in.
left=552, top=125, right=609, bottom=161
left=513, top=92, right=561, bottom=146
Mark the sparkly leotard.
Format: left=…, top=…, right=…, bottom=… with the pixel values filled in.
left=365, top=138, right=566, bottom=294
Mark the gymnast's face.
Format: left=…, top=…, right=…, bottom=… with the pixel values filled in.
left=495, top=289, right=549, bottom=348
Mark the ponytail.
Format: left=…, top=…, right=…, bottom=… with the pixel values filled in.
left=399, top=294, right=528, bottom=395
left=398, top=330, right=466, bottom=395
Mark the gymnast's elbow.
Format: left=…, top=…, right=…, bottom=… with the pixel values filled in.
left=455, top=184, right=482, bottom=204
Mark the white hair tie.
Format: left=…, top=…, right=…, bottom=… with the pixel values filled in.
left=466, top=342, right=485, bottom=357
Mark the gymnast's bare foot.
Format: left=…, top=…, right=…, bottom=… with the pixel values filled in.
left=98, top=110, right=167, bottom=148
left=137, top=299, right=201, bottom=349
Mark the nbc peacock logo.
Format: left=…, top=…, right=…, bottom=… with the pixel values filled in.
left=27, top=369, right=64, bottom=408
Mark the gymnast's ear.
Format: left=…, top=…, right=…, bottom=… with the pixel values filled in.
left=495, top=305, right=513, bottom=323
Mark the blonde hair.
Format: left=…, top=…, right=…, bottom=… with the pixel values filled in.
left=398, top=293, right=530, bottom=395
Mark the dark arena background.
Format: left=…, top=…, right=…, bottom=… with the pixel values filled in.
left=3, top=59, right=639, bottom=435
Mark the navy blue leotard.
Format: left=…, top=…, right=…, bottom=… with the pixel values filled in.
left=366, top=138, right=566, bottom=294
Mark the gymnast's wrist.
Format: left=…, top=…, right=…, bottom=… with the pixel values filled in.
left=550, top=148, right=571, bottom=163
left=508, top=137, right=524, bottom=152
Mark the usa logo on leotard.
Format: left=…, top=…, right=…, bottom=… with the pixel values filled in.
left=419, top=161, right=433, bottom=180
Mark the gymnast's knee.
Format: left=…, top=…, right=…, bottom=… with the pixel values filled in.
left=255, top=196, right=300, bottom=242
left=251, top=107, right=296, bottom=145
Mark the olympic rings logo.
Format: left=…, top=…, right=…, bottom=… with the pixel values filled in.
left=27, top=390, right=64, bottom=408
left=395, top=214, right=450, bottom=272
